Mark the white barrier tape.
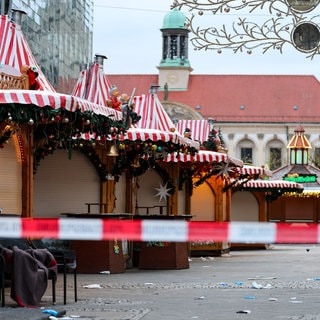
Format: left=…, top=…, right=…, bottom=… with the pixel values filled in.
left=141, top=220, right=188, bottom=242
left=59, top=218, right=103, bottom=240
left=229, top=222, right=276, bottom=243
left=0, top=217, right=21, bottom=238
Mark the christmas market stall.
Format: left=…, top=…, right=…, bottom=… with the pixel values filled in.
left=0, top=11, right=123, bottom=218
left=164, top=121, right=244, bottom=256
left=269, top=125, right=320, bottom=223
left=71, top=58, right=200, bottom=270
left=0, top=11, right=128, bottom=274
left=230, top=177, right=303, bottom=249
left=105, top=87, right=200, bottom=270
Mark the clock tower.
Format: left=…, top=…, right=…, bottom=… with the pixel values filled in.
left=157, top=8, right=193, bottom=91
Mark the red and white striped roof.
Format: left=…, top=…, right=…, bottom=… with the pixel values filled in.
left=121, top=128, right=200, bottom=149
left=0, top=15, right=55, bottom=92
left=0, top=15, right=123, bottom=120
left=72, top=67, right=198, bottom=147
left=71, top=62, right=199, bottom=149
left=134, top=93, right=176, bottom=132
left=71, top=63, right=112, bottom=106
left=236, top=165, right=272, bottom=177
left=176, top=120, right=210, bottom=143
left=0, top=89, right=122, bottom=119
left=164, top=150, right=243, bottom=166
left=242, top=179, right=303, bottom=190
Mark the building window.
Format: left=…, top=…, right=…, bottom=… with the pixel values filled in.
left=241, top=147, right=252, bottom=164
left=266, top=139, right=285, bottom=170
left=314, top=148, right=320, bottom=168
left=269, top=148, right=282, bottom=170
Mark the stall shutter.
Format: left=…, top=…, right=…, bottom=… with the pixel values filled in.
left=34, top=149, right=100, bottom=217
left=0, top=138, right=22, bottom=214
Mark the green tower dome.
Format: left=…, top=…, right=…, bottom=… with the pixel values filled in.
left=162, top=8, right=187, bottom=29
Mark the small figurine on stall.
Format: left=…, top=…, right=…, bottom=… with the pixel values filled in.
left=106, top=85, right=122, bottom=111
left=184, top=128, right=192, bottom=139
left=120, top=88, right=141, bottom=129
left=21, top=65, right=40, bottom=90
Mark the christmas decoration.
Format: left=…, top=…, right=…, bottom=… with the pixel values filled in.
left=107, top=85, right=122, bottom=112
left=120, top=89, right=141, bottom=129
left=172, top=0, right=320, bottom=58
left=203, top=127, right=226, bottom=152
left=21, top=64, right=40, bottom=90
left=113, top=240, right=120, bottom=254
left=146, top=241, right=170, bottom=247
left=0, top=104, right=125, bottom=172
left=155, top=182, right=172, bottom=202
left=111, top=138, right=197, bottom=180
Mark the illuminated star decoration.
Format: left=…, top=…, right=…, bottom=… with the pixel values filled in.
left=154, top=182, right=172, bottom=203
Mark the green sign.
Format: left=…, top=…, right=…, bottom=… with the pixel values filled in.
left=284, top=174, right=317, bottom=183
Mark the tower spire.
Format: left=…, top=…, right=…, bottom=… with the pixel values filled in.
left=157, top=8, right=192, bottom=91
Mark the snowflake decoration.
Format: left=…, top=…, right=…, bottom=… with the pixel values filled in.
left=154, top=182, right=172, bottom=203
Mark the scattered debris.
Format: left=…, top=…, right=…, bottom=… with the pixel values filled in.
left=83, top=284, right=102, bottom=289
left=144, top=282, right=155, bottom=286
left=249, top=276, right=275, bottom=280
left=248, top=276, right=276, bottom=280
left=236, top=310, right=251, bottom=314
left=43, top=310, right=66, bottom=317
left=100, top=270, right=111, bottom=274
left=251, top=281, right=272, bottom=289
left=218, top=282, right=228, bottom=287
left=290, top=297, right=303, bottom=303
left=309, top=277, right=320, bottom=281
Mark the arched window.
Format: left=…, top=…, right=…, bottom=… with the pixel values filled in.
left=266, top=139, right=285, bottom=170
left=237, top=139, right=254, bottom=164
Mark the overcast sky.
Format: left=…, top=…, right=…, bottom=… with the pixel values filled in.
left=93, top=0, right=320, bottom=79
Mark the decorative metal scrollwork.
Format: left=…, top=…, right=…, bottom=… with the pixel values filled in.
left=171, top=0, right=320, bottom=58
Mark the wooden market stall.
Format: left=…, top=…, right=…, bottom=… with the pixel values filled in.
left=0, top=12, right=128, bottom=274
left=164, top=150, right=244, bottom=256
left=71, top=58, right=201, bottom=270
left=269, top=125, right=320, bottom=223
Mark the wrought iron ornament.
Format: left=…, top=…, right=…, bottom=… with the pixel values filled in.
left=171, top=0, right=320, bottom=58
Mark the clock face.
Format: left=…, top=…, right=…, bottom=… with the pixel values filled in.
left=292, top=22, right=320, bottom=52
left=167, top=72, right=179, bottom=84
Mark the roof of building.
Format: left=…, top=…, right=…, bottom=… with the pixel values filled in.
left=72, top=62, right=112, bottom=106
left=272, top=164, right=320, bottom=188
left=162, top=8, right=187, bottom=29
left=107, top=74, right=320, bottom=123
left=0, top=14, right=55, bottom=92
left=287, top=125, right=312, bottom=149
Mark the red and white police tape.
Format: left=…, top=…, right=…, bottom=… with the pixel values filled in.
left=0, top=217, right=319, bottom=243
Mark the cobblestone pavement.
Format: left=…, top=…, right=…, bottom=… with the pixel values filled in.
left=2, top=244, right=320, bottom=320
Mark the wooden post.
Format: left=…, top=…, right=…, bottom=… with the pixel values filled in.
left=22, top=125, right=33, bottom=218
